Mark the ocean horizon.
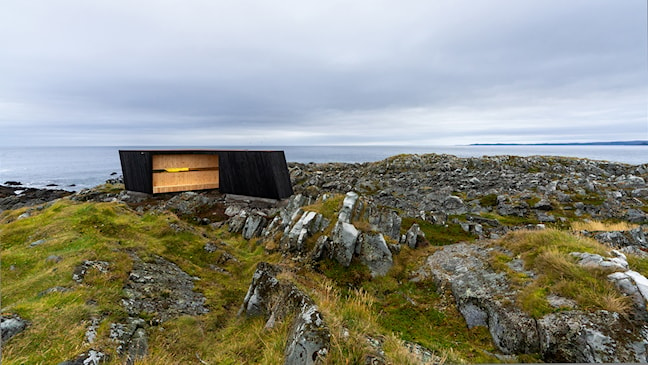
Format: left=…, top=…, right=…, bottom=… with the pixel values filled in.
left=1, top=145, right=647, bottom=191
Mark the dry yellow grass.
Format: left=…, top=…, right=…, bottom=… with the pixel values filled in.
left=571, top=220, right=638, bottom=232
left=497, top=229, right=633, bottom=317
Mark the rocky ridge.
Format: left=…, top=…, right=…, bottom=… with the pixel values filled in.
left=2, top=153, right=648, bottom=364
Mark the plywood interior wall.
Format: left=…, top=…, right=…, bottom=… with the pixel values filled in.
left=152, top=154, right=219, bottom=193
left=153, top=154, right=219, bottom=170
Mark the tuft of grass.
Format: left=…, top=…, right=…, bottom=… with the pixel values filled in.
left=479, top=212, right=539, bottom=226
left=301, top=194, right=345, bottom=219
left=496, top=229, right=632, bottom=317
left=571, top=220, right=638, bottom=232
left=401, top=217, right=477, bottom=246
left=571, top=194, right=606, bottom=206
left=479, top=194, right=498, bottom=208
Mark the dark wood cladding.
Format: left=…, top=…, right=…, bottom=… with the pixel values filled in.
left=119, top=150, right=153, bottom=193
left=119, top=150, right=293, bottom=199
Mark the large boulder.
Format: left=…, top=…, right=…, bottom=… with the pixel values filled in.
left=368, top=209, right=402, bottom=242
left=281, top=211, right=329, bottom=253
left=337, top=192, right=359, bottom=224
left=1, top=314, right=28, bottom=343
left=537, top=310, right=647, bottom=363
left=591, top=228, right=647, bottom=249
left=121, top=254, right=208, bottom=323
left=239, top=262, right=330, bottom=365
left=419, top=243, right=539, bottom=355
left=329, top=222, right=359, bottom=267
left=357, top=233, right=393, bottom=277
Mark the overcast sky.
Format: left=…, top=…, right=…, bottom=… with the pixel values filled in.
left=1, top=0, right=646, bottom=146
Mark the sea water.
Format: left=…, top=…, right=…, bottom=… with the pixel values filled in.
left=1, top=145, right=646, bottom=191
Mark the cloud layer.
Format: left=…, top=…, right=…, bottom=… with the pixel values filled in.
left=1, top=0, right=646, bottom=146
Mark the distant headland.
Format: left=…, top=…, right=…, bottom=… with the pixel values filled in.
left=471, top=140, right=648, bottom=146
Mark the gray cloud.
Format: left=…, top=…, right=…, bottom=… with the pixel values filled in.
left=0, top=0, right=645, bottom=146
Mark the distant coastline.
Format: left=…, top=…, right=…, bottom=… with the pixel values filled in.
left=470, top=140, right=648, bottom=146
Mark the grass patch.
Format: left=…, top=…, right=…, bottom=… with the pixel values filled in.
left=479, top=212, right=539, bottom=226
left=479, top=194, right=498, bottom=208
left=301, top=194, right=345, bottom=219
left=571, top=194, right=606, bottom=206
left=495, top=229, right=633, bottom=317
left=401, top=217, right=477, bottom=245
left=0, top=199, right=280, bottom=364
left=571, top=220, right=639, bottom=232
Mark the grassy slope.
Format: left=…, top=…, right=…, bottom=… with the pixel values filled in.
left=2, top=190, right=647, bottom=364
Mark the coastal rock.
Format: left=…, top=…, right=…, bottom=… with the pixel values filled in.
left=242, top=213, right=268, bottom=240
left=570, top=251, right=628, bottom=271
left=442, top=195, right=467, bottom=215
left=370, top=209, right=402, bottom=242
left=338, top=192, right=359, bottom=223
left=330, top=222, right=359, bottom=267
left=281, top=210, right=328, bottom=253
left=73, top=260, right=110, bottom=283
left=57, top=349, right=110, bottom=365
left=591, top=228, right=647, bottom=248
left=357, top=233, right=393, bottom=277
left=239, top=262, right=330, bottom=364
left=0, top=187, right=72, bottom=212
left=608, top=270, right=648, bottom=318
left=1, top=314, right=29, bottom=343
left=284, top=304, right=330, bottom=365
left=404, top=223, right=426, bottom=249
left=121, top=254, right=208, bottom=323
left=289, top=154, right=648, bottom=224
left=626, top=209, right=647, bottom=223
left=537, top=310, right=646, bottom=363
left=417, top=242, right=648, bottom=362
left=110, top=318, right=148, bottom=365
left=419, top=243, right=539, bottom=354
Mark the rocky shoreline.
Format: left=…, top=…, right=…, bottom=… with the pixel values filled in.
left=2, top=153, right=648, bottom=364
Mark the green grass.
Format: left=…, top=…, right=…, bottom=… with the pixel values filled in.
left=7, top=193, right=613, bottom=364
left=0, top=199, right=281, bottom=364
left=479, top=212, right=539, bottom=226
left=479, top=194, right=498, bottom=208
left=401, top=217, right=477, bottom=245
left=494, top=229, right=633, bottom=317
left=301, top=193, right=345, bottom=218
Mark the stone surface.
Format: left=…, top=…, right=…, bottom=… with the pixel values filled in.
left=329, top=222, right=360, bottom=267
left=417, top=242, right=648, bottom=362
left=73, top=260, right=110, bottom=283
left=571, top=251, right=628, bottom=272
left=240, top=262, right=330, bottom=365
left=57, top=349, right=110, bottom=365
left=121, top=254, right=208, bottom=323
left=284, top=305, right=330, bottom=365
left=1, top=314, right=28, bottom=343
left=357, top=233, right=393, bottom=277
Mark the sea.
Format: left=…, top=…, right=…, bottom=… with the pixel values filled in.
left=1, top=145, right=647, bottom=191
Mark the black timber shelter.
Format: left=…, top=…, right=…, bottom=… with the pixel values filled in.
left=119, top=149, right=293, bottom=199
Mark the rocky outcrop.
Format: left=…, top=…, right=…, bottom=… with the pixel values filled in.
left=586, top=227, right=647, bottom=249
left=114, top=253, right=208, bottom=363
left=416, top=242, right=648, bottom=362
left=289, top=154, right=648, bottom=223
left=73, top=260, right=110, bottom=283
left=57, top=349, right=110, bottom=365
left=1, top=314, right=29, bottom=344
left=122, top=253, right=208, bottom=323
left=0, top=185, right=72, bottom=212
left=239, top=262, right=330, bottom=365
left=357, top=233, right=393, bottom=277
